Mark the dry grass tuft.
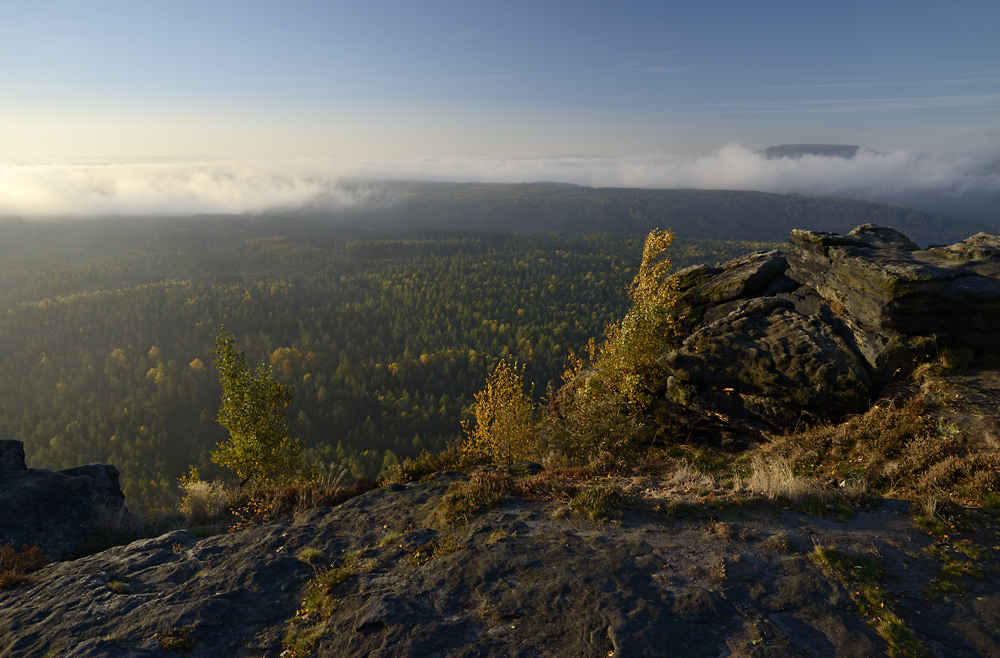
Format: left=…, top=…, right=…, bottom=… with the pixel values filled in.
left=737, top=455, right=829, bottom=504
left=228, top=478, right=378, bottom=532
left=437, top=468, right=514, bottom=525
left=84, top=499, right=153, bottom=554
left=179, top=478, right=231, bottom=525
left=668, top=460, right=717, bottom=489
left=569, top=484, right=629, bottom=521
left=758, top=394, right=1000, bottom=514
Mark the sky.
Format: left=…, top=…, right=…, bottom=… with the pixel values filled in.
left=1, top=0, right=998, bottom=215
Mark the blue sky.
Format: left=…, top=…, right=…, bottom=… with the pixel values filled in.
left=1, top=0, right=998, bottom=214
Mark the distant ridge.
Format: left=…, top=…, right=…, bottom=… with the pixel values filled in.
left=299, top=182, right=992, bottom=247
left=760, top=144, right=865, bottom=159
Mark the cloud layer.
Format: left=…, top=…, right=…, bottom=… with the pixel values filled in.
left=1, top=144, right=997, bottom=217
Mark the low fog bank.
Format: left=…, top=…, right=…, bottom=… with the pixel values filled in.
left=2, top=144, right=997, bottom=222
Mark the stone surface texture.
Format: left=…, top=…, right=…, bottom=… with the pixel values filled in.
left=2, top=474, right=997, bottom=657
left=658, top=224, right=1000, bottom=442
left=0, top=439, right=130, bottom=559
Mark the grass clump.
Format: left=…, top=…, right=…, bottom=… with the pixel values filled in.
left=737, top=455, right=829, bottom=504
left=84, top=499, right=154, bottom=554
left=407, top=536, right=465, bottom=566
left=921, top=543, right=987, bottom=599
left=487, top=529, right=511, bottom=543
left=513, top=468, right=584, bottom=501
left=812, top=545, right=926, bottom=658
left=283, top=551, right=374, bottom=657
left=178, top=468, right=231, bottom=525
left=0, top=543, right=48, bottom=589
left=154, top=625, right=194, bottom=651
left=228, top=478, right=377, bottom=532
left=569, top=484, right=629, bottom=521
left=763, top=533, right=794, bottom=554
left=911, top=495, right=966, bottom=538
left=296, top=547, right=325, bottom=568
left=107, top=577, right=131, bottom=594
left=437, top=468, right=514, bottom=525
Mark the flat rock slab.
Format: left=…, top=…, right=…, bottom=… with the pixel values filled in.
left=1, top=474, right=997, bottom=657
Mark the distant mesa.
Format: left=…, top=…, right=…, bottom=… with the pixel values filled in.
left=760, top=144, right=868, bottom=159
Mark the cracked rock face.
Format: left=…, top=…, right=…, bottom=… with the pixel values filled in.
left=657, top=224, right=1000, bottom=442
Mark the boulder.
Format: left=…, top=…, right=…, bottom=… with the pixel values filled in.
left=663, top=297, right=872, bottom=432
left=0, top=440, right=131, bottom=559
left=657, top=224, right=1000, bottom=441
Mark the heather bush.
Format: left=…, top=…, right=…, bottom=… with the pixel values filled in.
left=0, top=543, right=48, bottom=589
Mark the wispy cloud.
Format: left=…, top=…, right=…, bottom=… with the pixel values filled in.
left=637, top=66, right=689, bottom=74
left=683, top=94, right=1000, bottom=114
left=1, top=145, right=997, bottom=217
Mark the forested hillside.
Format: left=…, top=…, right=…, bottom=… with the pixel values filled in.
left=306, top=182, right=993, bottom=246
left=0, top=216, right=773, bottom=501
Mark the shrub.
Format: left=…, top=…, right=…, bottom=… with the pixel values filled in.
left=0, top=543, right=48, bottom=589
left=379, top=441, right=482, bottom=485
left=462, top=359, right=540, bottom=465
left=853, top=397, right=927, bottom=459
left=438, top=468, right=514, bottom=525
left=178, top=467, right=231, bottom=525
left=569, top=484, right=629, bottom=521
left=765, top=393, right=999, bottom=507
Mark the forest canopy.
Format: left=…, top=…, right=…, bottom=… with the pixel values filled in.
left=4, top=184, right=976, bottom=502
left=0, top=216, right=776, bottom=501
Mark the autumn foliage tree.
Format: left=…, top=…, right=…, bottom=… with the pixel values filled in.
left=546, top=228, right=682, bottom=470
left=212, top=326, right=301, bottom=485
left=462, top=359, right=539, bottom=465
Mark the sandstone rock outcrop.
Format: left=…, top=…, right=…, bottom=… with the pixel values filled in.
left=0, top=440, right=132, bottom=559
left=658, top=225, right=1000, bottom=442
left=2, top=472, right=996, bottom=657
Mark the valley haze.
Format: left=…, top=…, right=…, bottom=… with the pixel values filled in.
left=2, top=145, right=998, bottom=222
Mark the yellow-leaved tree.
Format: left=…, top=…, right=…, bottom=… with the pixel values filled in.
left=212, top=326, right=301, bottom=485
left=462, top=359, right=539, bottom=465
left=546, top=228, right=682, bottom=470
